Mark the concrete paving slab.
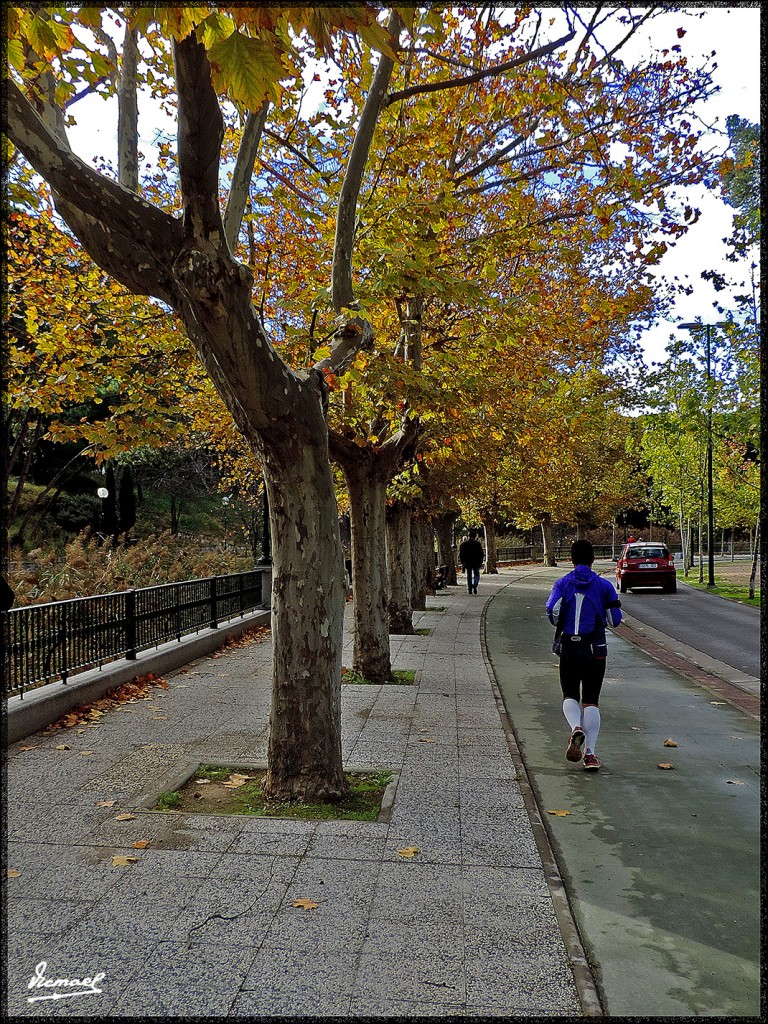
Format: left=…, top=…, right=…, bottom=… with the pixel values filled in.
left=5, top=572, right=587, bottom=1017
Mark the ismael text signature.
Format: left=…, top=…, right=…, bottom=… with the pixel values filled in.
left=27, top=961, right=106, bottom=1002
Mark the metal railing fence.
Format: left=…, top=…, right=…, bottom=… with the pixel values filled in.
left=1, top=569, right=268, bottom=699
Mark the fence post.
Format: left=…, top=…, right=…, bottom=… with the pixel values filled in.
left=125, top=589, right=137, bottom=660
left=59, top=602, right=68, bottom=684
left=210, top=577, right=218, bottom=629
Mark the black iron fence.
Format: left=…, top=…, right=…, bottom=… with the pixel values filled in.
left=1, top=569, right=269, bottom=700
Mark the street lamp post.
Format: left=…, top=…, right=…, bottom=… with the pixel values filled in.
left=678, top=321, right=727, bottom=589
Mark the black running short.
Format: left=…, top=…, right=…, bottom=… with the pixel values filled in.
left=559, top=652, right=606, bottom=706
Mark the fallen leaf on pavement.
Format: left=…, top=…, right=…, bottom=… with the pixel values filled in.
left=710, top=701, right=727, bottom=706
left=657, top=763, right=675, bottom=770
left=546, top=810, right=573, bottom=816
left=663, top=739, right=678, bottom=747
left=96, top=801, right=116, bottom=808
left=7, top=869, right=21, bottom=878
left=115, top=813, right=137, bottom=821
left=55, top=744, right=71, bottom=751
left=397, top=846, right=420, bottom=858
left=79, top=750, right=94, bottom=756
left=630, top=727, right=641, bottom=732
left=111, top=855, right=140, bottom=867
left=419, top=738, right=435, bottom=743
left=726, top=780, right=744, bottom=785
left=291, top=898, right=319, bottom=910
left=18, top=745, right=35, bottom=751
left=132, top=839, right=150, bottom=848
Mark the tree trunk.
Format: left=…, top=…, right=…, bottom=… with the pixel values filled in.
left=678, top=504, right=688, bottom=576
left=482, top=515, right=498, bottom=574
left=387, top=502, right=413, bottom=634
left=342, top=458, right=392, bottom=683
left=436, top=512, right=458, bottom=585
left=698, top=506, right=704, bottom=584
left=411, top=517, right=427, bottom=611
left=748, top=520, right=760, bottom=600
left=541, top=515, right=556, bottom=566
left=423, top=520, right=437, bottom=596
left=263, top=439, right=348, bottom=802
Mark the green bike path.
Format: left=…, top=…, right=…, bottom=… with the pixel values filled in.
left=485, top=567, right=761, bottom=1017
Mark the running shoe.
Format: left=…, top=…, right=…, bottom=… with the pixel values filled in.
left=583, top=753, right=601, bottom=771
left=565, top=727, right=586, bottom=762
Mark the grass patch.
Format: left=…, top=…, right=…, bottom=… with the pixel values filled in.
left=156, top=790, right=183, bottom=810
left=415, top=628, right=431, bottom=636
left=683, top=579, right=760, bottom=607
left=152, top=765, right=394, bottom=821
left=342, top=667, right=415, bottom=685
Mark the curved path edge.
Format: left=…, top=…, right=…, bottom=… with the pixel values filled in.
left=480, top=576, right=605, bottom=1018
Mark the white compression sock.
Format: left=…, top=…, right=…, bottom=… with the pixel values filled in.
left=582, top=705, right=601, bottom=753
left=562, top=698, right=583, bottom=731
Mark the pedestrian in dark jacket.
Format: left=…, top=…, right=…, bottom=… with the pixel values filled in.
left=458, top=530, right=484, bottom=594
left=545, top=539, right=622, bottom=771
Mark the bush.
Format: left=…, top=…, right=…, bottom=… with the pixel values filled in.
left=7, top=531, right=253, bottom=605
left=53, top=493, right=101, bottom=531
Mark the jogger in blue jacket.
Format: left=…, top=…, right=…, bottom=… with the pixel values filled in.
left=546, top=540, right=622, bottom=771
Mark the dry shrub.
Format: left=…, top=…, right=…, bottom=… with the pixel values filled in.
left=8, top=531, right=252, bottom=605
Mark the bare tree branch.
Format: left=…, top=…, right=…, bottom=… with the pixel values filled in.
left=312, top=316, right=375, bottom=378
left=384, top=29, right=576, bottom=107
left=332, top=10, right=402, bottom=312
left=117, top=23, right=140, bottom=192
left=224, top=102, right=270, bottom=253
left=5, top=78, right=182, bottom=283
left=172, top=33, right=225, bottom=244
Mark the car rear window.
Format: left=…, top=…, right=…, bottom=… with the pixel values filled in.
left=629, top=547, right=668, bottom=559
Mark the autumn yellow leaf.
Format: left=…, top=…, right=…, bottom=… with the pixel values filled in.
left=115, top=813, right=137, bottom=821
left=663, top=738, right=678, bottom=747
left=7, top=869, right=22, bottom=878
left=657, top=763, right=674, bottom=770
left=546, top=810, right=573, bottom=816
left=55, top=744, right=71, bottom=750
left=111, top=855, right=140, bottom=867
left=132, top=839, right=150, bottom=849
left=419, top=737, right=435, bottom=743
left=96, top=800, right=116, bottom=807
left=18, top=745, right=35, bottom=751
left=291, top=898, right=319, bottom=910
left=79, top=750, right=94, bottom=756
left=397, top=846, right=420, bottom=858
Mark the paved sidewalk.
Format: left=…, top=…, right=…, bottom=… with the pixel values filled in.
left=4, top=570, right=586, bottom=1018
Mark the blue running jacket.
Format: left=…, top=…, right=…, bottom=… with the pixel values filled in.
left=546, top=564, right=623, bottom=643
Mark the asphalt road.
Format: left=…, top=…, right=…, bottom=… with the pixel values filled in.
left=486, top=569, right=761, bottom=1017
left=595, top=562, right=760, bottom=679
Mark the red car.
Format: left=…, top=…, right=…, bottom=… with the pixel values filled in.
left=615, top=541, right=677, bottom=593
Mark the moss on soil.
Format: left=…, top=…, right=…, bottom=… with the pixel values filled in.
left=152, top=765, right=393, bottom=820
left=341, top=668, right=415, bottom=686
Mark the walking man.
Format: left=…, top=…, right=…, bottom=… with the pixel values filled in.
left=458, top=529, right=484, bottom=594
left=546, top=539, right=622, bottom=770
